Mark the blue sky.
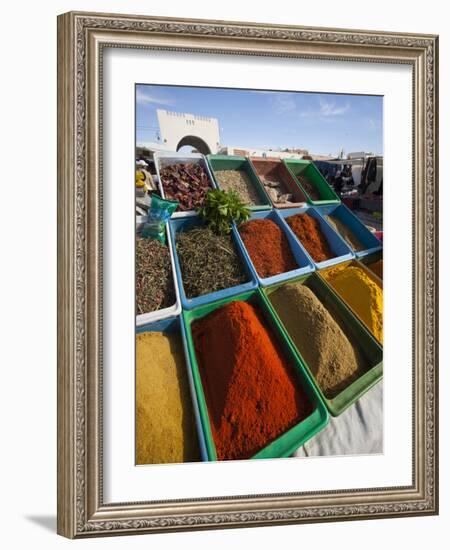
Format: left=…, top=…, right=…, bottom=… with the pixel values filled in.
left=136, top=84, right=383, bottom=157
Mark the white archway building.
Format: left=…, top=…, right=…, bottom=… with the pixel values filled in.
left=156, top=109, right=220, bottom=154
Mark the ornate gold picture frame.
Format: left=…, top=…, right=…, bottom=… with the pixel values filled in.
left=57, top=11, right=438, bottom=538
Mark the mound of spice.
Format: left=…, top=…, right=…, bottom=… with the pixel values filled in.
left=136, top=237, right=175, bottom=315
left=159, top=162, right=213, bottom=211
left=367, top=258, right=383, bottom=280
left=176, top=227, right=247, bottom=298
left=192, top=300, right=311, bottom=460
left=214, top=169, right=260, bottom=206
left=136, top=331, right=200, bottom=464
left=296, top=174, right=321, bottom=201
left=269, top=282, right=368, bottom=398
left=286, top=213, right=334, bottom=263
left=322, top=264, right=383, bottom=343
left=325, top=215, right=365, bottom=252
left=239, top=218, right=297, bottom=278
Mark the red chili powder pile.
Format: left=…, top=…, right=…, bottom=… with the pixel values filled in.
left=192, top=300, right=311, bottom=460
left=239, top=218, right=297, bottom=278
left=287, top=213, right=334, bottom=263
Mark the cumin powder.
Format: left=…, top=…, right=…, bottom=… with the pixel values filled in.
left=269, top=282, right=368, bottom=398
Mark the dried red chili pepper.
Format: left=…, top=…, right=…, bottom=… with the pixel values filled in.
left=160, top=162, right=213, bottom=211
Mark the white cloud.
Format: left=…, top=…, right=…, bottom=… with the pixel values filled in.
left=271, top=93, right=297, bottom=114
left=136, top=88, right=175, bottom=106
left=299, top=97, right=350, bottom=118
left=318, top=97, right=350, bottom=116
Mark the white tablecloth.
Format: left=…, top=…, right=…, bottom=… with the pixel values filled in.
left=294, top=380, right=383, bottom=457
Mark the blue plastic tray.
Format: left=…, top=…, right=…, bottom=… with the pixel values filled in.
left=314, top=203, right=382, bottom=258
left=136, top=315, right=208, bottom=462
left=235, top=210, right=315, bottom=287
left=169, top=216, right=258, bottom=310
left=276, top=206, right=355, bottom=270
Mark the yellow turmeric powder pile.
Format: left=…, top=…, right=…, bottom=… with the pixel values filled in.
left=322, top=264, right=383, bottom=343
left=136, top=331, right=200, bottom=465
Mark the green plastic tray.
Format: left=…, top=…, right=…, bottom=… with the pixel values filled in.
left=261, top=273, right=383, bottom=416
left=206, top=155, right=272, bottom=211
left=182, top=288, right=329, bottom=461
left=283, top=159, right=340, bottom=205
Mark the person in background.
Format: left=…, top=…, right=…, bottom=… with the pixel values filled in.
left=334, top=170, right=344, bottom=195
left=135, top=159, right=156, bottom=194
left=343, top=164, right=352, bottom=178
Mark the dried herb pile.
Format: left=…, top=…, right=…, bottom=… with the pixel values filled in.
left=214, top=169, right=260, bottom=205
left=159, top=162, right=213, bottom=211
left=176, top=227, right=247, bottom=298
left=136, top=237, right=175, bottom=314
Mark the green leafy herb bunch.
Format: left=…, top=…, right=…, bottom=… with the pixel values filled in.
left=198, top=189, right=250, bottom=235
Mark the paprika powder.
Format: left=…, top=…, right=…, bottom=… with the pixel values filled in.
left=192, top=300, right=311, bottom=460
left=286, top=213, right=334, bottom=263
left=239, top=218, right=298, bottom=278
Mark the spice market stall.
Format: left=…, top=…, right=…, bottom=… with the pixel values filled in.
left=134, top=152, right=384, bottom=465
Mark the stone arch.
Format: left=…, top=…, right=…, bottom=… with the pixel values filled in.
left=176, top=135, right=211, bottom=155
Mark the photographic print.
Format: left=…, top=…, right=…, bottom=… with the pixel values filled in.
left=57, top=12, right=437, bottom=538
left=134, top=84, right=384, bottom=465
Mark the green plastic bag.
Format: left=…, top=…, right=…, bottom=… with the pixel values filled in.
left=140, top=194, right=178, bottom=243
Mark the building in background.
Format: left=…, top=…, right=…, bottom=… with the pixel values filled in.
left=153, top=109, right=221, bottom=154
left=218, top=145, right=320, bottom=160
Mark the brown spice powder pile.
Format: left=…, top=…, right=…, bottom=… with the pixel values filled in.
left=269, top=282, right=368, bottom=398
left=286, top=213, right=334, bottom=263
